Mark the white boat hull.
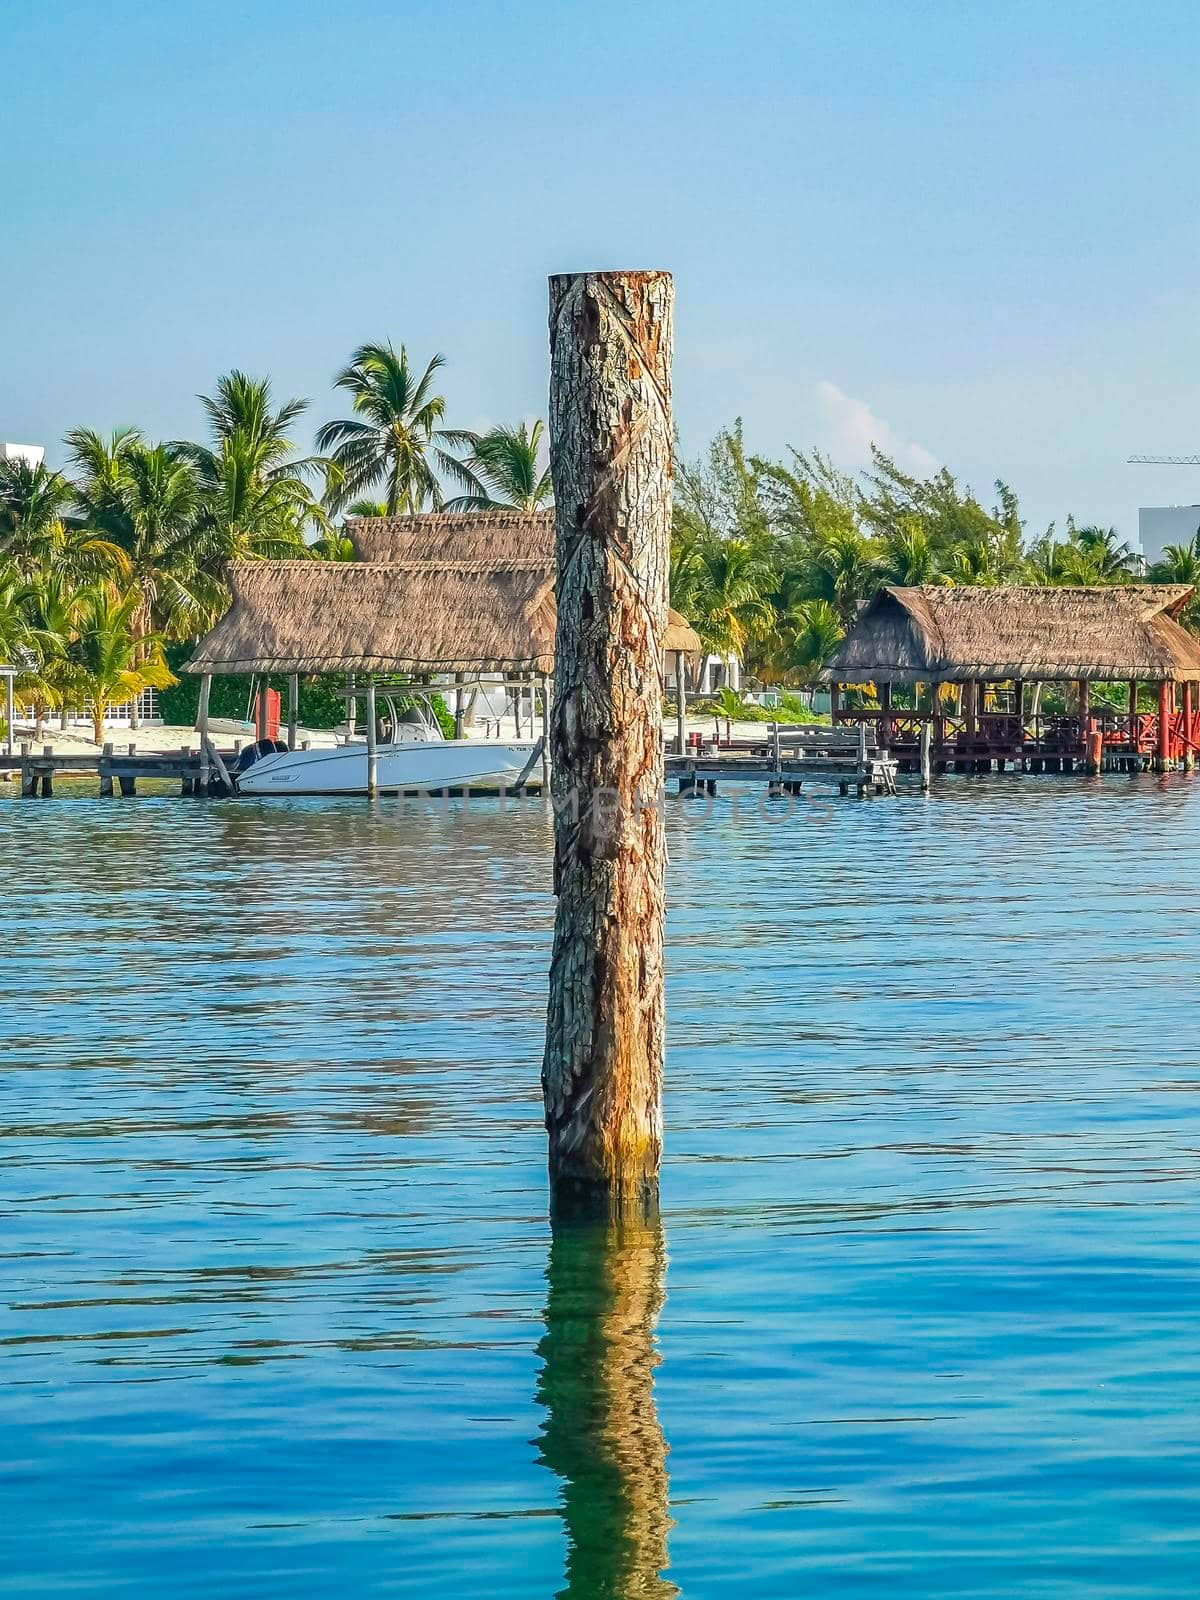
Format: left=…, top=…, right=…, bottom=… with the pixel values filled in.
left=236, top=739, right=540, bottom=796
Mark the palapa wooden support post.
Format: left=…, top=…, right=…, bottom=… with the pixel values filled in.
left=539, top=673, right=551, bottom=790
left=287, top=673, right=299, bottom=751
left=1129, top=680, right=1139, bottom=753
left=365, top=676, right=378, bottom=796
left=453, top=672, right=465, bottom=741
left=1156, top=680, right=1172, bottom=772
left=675, top=650, right=687, bottom=755
left=879, top=679, right=893, bottom=751
left=1185, top=682, right=1195, bottom=772
left=4, top=673, right=13, bottom=759
left=543, top=268, right=673, bottom=1217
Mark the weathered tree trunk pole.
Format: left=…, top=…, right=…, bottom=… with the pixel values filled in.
left=543, top=269, right=673, bottom=1216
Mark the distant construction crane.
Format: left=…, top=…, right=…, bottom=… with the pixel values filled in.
left=1128, top=454, right=1200, bottom=465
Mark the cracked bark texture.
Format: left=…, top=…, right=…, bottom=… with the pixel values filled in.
left=543, top=270, right=673, bottom=1214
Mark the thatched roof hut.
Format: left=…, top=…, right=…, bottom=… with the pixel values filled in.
left=346, top=508, right=554, bottom=567
left=187, top=559, right=558, bottom=675
left=821, top=585, right=1200, bottom=684
left=186, top=512, right=700, bottom=675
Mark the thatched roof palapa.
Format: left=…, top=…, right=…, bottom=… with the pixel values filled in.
left=821, top=584, right=1200, bottom=685
left=186, top=509, right=701, bottom=674
left=347, top=508, right=556, bottom=567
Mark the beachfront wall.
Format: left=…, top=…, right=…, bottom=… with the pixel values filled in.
left=820, top=584, right=1200, bottom=774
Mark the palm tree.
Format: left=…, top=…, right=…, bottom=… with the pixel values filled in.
left=446, top=421, right=553, bottom=511
left=689, top=536, right=776, bottom=674
left=316, top=342, right=475, bottom=514
left=65, top=587, right=174, bottom=745
left=1072, top=523, right=1139, bottom=580
left=1150, top=536, right=1200, bottom=585
left=308, top=528, right=357, bottom=560
left=196, top=371, right=315, bottom=479
left=797, top=527, right=882, bottom=625
left=63, top=426, right=143, bottom=538
left=780, top=598, right=843, bottom=685
left=171, top=373, right=318, bottom=600
left=880, top=518, right=940, bottom=586
left=117, top=444, right=221, bottom=639
left=1, top=456, right=128, bottom=586
left=68, top=433, right=217, bottom=643
left=189, top=431, right=314, bottom=568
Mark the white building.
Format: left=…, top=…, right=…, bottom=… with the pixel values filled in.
left=1139, top=505, right=1200, bottom=568
left=1, top=442, right=45, bottom=467
left=664, top=653, right=741, bottom=695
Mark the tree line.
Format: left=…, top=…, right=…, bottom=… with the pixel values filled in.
left=5, top=351, right=1195, bottom=738
left=670, top=422, right=1200, bottom=685
left=0, top=344, right=551, bottom=736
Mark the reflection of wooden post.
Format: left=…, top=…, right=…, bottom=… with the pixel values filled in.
left=544, top=269, right=672, bottom=1215
left=535, top=1216, right=676, bottom=1599
left=365, top=676, right=378, bottom=795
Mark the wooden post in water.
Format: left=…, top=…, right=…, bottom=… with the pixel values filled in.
left=543, top=269, right=673, bottom=1216
left=196, top=673, right=212, bottom=793
left=919, top=717, right=932, bottom=790
left=365, top=676, right=378, bottom=796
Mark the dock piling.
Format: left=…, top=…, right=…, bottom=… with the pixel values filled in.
left=543, top=268, right=673, bottom=1217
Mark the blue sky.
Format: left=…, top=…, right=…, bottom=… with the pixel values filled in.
left=2, top=0, right=1197, bottom=541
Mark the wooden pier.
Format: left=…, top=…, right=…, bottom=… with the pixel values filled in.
left=1, top=741, right=241, bottom=798
left=665, top=723, right=899, bottom=797
left=1, top=724, right=898, bottom=801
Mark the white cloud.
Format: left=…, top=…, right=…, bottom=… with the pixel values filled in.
left=815, top=380, right=939, bottom=476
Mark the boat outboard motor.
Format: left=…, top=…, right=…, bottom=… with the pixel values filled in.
left=233, top=738, right=288, bottom=774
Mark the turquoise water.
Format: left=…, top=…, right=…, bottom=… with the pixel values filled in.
left=3, top=779, right=1200, bottom=1596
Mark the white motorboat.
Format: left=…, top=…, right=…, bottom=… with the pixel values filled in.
left=234, top=698, right=539, bottom=796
